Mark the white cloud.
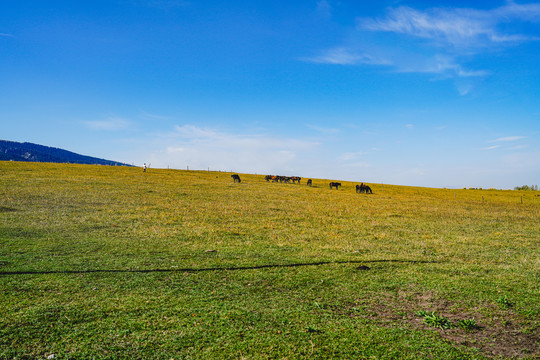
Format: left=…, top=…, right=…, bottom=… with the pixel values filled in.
left=482, top=135, right=526, bottom=151
left=146, top=125, right=321, bottom=175
left=359, top=3, right=540, bottom=49
left=360, top=6, right=493, bottom=48
left=0, top=33, right=14, bottom=37
left=83, top=117, right=132, bottom=131
left=172, top=125, right=319, bottom=150
left=303, top=47, right=391, bottom=66
left=495, top=1, right=540, bottom=23
left=490, top=136, right=526, bottom=142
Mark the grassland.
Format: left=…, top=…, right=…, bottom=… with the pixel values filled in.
left=1, top=161, right=538, bottom=359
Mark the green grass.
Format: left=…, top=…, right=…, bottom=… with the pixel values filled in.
left=1, top=161, right=539, bottom=359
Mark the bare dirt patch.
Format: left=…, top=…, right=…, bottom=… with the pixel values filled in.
left=342, top=288, right=539, bottom=359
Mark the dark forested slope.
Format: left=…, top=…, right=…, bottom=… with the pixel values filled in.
left=0, top=140, right=131, bottom=166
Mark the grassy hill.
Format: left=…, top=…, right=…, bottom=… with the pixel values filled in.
left=0, top=161, right=538, bottom=359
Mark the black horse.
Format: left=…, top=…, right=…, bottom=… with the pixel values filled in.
left=329, top=182, right=341, bottom=190
left=306, top=179, right=312, bottom=187
left=231, top=174, right=241, bottom=183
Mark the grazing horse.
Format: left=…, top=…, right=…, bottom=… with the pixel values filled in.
left=290, top=176, right=301, bottom=184
left=265, top=175, right=273, bottom=182
left=307, top=179, right=312, bottom=187
left=356, top=183, right=373, bottom=194
left=231, top=174, right=241, bottom=183
left=329, top=182, right=341, bottom=190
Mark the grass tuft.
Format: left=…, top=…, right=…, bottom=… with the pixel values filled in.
left=457, top=318, right=479, bottom=331
left=416, top=311, right=453, bottom=329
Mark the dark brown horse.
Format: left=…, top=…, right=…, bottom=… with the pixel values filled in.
left=290, top=176, right=301, bottom=184
left=231, top=174, right=241, bottom=183
left=329, top=182, right=341, bottom=190
left=306, top=179, right=312, bottom=187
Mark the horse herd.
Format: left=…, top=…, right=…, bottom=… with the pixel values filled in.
left=264, top=175, right=301, bottom=183
left=231, top=174, right=373, bottom=194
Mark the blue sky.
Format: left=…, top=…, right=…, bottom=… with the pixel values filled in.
left=2, top=0, right=539, bottom=188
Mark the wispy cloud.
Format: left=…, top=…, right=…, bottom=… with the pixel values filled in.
left=483, top=135, right=526, bottom=150
left=0, top=33, right=14, bottom=37
left=306, top=48, right=487, bottom=78
left=490, top=135, right=526, bottom=142
left=145, top=125, right=322, bottom=174
left=139, top=110, right=171, bottom=120
left=359, top=3, right=540, bottom=49
left=83, top=117, right=132, bottom=131
left=302, top=47, right=390, bottom=66
left=172, top=125, right=318, bottom=150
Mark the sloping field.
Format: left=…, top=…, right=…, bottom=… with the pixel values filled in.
left=1, top=161, right=538, bottom=359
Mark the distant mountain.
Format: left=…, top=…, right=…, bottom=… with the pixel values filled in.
left=0, top=140, right=132, bottom=166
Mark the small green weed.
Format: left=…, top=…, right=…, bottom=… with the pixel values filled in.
left=416, top=311, right=453, bottom=329
left=497, top=295, right=513, bottom=309
left=457, top=318, right=479, bottom=331
left=415, top=310, right=432, bottom=318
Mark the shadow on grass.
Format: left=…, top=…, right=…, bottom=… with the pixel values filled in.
left=0, top=259, right=441, bottom=276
